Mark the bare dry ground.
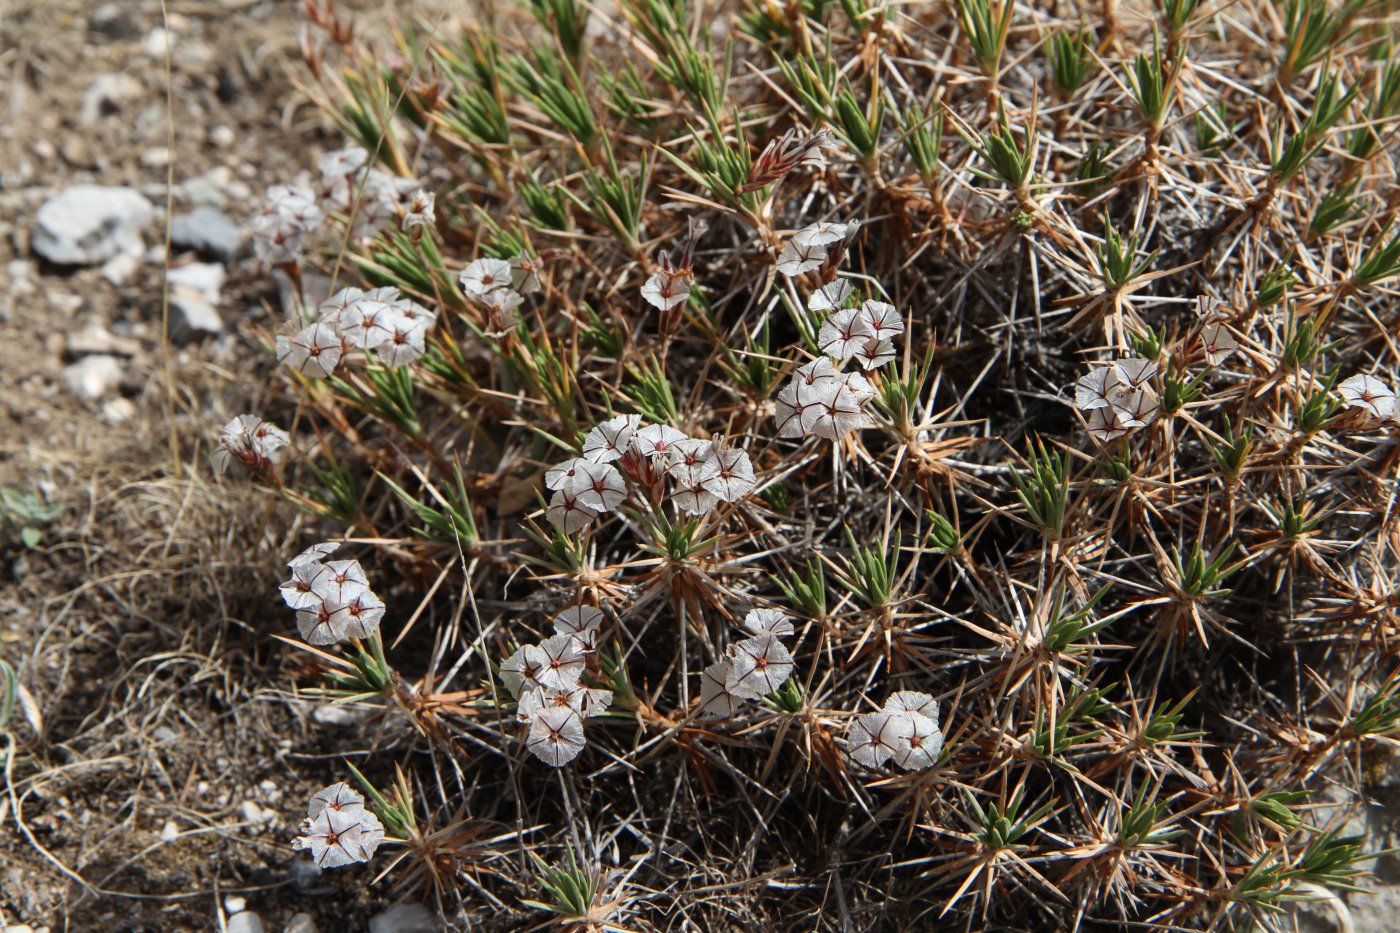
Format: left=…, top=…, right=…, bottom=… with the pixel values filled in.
left=0, top=1, right=430, bottom=929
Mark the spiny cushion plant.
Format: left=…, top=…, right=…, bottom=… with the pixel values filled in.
left=222, top=0, right=1400, bottom=927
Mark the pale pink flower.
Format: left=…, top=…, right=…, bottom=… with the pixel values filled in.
left=854, top=336, right=896, bottom=371
left=536, top=633, right=586, bottom=690
left=634, top=424, right=688, bottom=459
left=293, top=801, right=385, bottom=868
left=817, top=307, right=874, bottom=362
left=808, top=280, right=853, bottom=312
left=742, top=608, right=794, bottom=638
left=807, top=382, right=867, bottom=440
left=1199, top=323, right=1238, bottom=366
left=847, top=711, right=905, bottom=769
left=547, top=488, right=601, bottom=533
left=857, top=300, right=904, bottom=340
left=697, top=447, right=756, bottom=502
left=699, top=660, right=742, bottom=719
left=570, top=461, right=627, bottom=512
left=1339, top=374, right=1397, bottom=420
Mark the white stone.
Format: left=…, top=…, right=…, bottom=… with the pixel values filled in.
left=100, top=251, right=141, bottom=286
left=368, top=903, right=441, bottom=933
left=166, top=262, right=225, bottom=301
left=33, top=186, right=153, bottom=265
left=284, top=914, right=318, bottom=933
left=226, top=912, right=265, bottom=933
left=224, top=896, right=247, bottom=915
left=80, top=73, right=144, bottom=124
left=62, top=355, right=123, bottom=400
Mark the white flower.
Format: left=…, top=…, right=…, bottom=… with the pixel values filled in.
left=277, top=321, right=343, bottom=378
left=536, top=634, right=586, bottom=690
left=1087, top=405, right=1134, bottom=444
left=293, top=791, right=385, bottom=868
left=316, top=287, right=366, bottom=328
left=1110, top=386, right=1160, bottom=429
left=1075, top=368, right=1120, bottom=411
left=1195, top=295, right=1228, bottom=322
left=509, top=251, right=544, bottom=296
left=373, top=318, right=426, bottom=368
left=857, top=300, right=905, bottom=340
left=307, top=782, right=366, bottom=818
left=459, top=258, right=514, bottom=298
left=519, top=685, right=612, bottom=722
left=634, top=424, right=688, bottom=459
left=319, top=147, right=369, bottom=180
left=1339, top=374, right=1397, bottom=420
left=296, top=602, right=340, bottom=645
left=582, top=415, right=643, bottom=464
left=699, top=660, right=742, bottom=719
left=808, top=280, right=853, bottom=312
left=1199, top=323, right=1239, bottom=366
left=212, top=414, right=289, bottom=476
left=795, top=357, right=839, bottom=385
left=776, top=237, right=827, bottom=277
left=807, top=381, right=868, bottom=440
left=400, top=189, right=435, bottom=233
left=774, top=377, right=828, bottom=438
left=641, top=268, right=693, bottom=310
left=697, top=447, right=756, bottom=502
left=881, top=692, right=943, bottom=771
left=847, top=711, right=906, bottom=769
left=836, top=370, right=876, bottom=403
left=552, top=605, right=604, bottom=651
left=670, top=481, right=718, bottom=516
left=339, top=296, right=399, bottom=349
left=742, top=608, right=794, bottom=638
left=278, top=560, right=324, bottom=610
left=817, top=308, right=874, bottom=362
left=329, top=589, right=386, bottom=640
left=1113, top=357, right=1159, bottom=390
left=853, top=336, right=896, bottom=371
left=569, top=461, right=627, bottom=512
left=545, top=458, right=593, bottom=492
left=500, top=643, right=547, bottom=698
left=725, top=635, right=795, bottom=699
left=664, top=438, right=713, bottom=479
left=547, top=488, right=601, bottom=533
left=310, top=559, right=371, bottom=605
left=526, top=706, right=586, bottom=767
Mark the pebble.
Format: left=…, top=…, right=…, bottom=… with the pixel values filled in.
left=166, top=262, right=225, bottom=301
left=225, top=896, right=247, bottom=915
left=33, top=186, right=153, bottom=265
left=80, top=73, right=144, bottom=124
left=100, top=251, right=141, bottom=287
left=284, top=914, right=318, bottom=933
left=368, top=903, right=440, bottom=933
left=67, top=324, right=141, bottom=358
left=140, top=147, right=172, bottom=169
left=170, top=208, right=243, bottom=262
left=100, top=397, right=137, bottom=425
left=226, top=911, right=265, bottom=933
left=168, top=292, right=223, bottom=342
left=90, top=3, right=139, bottom=39
left=62, top=355, right=124, bottom=400
left=143, top=27, right=173, bottom=59
left=210, top=125, right=237, bottom=148
left=160, top=819, right=180, bottom=842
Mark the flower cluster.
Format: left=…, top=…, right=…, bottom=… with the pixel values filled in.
left=292, top=782, right=385, bottom=868
left=278, top=542, right=386, bottom=646
left=276, top=285, right=438, bottom=377
left=544, top=415, right=756, bottom=532
left=698, top=609, right=797, bottom=718
left=1338, top=373, right=1400, bottom=423
left=211, top=414, right=289, bottom=477
left=773, top=288, right=905, bottom=441
left=251, top=183, right=325, bottom=264
left=775, top=220, right=860, bottom=279
left=459, top=253, right=544, bottom=336
left=500, top=606, right=613, bottom=767
left=846, top=691, right=943, bottom=771
left=1074, top=357, right=1162, bottom=444
left=251, top=146, right=429, bottom=264
left=641, top=217, right=708, bottom=338
left=315, top=146, right=422, bottom=239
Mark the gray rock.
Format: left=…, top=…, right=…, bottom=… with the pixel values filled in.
left=170, top=208, right=242, bottom=262
left=1350, top=882, right=1400, bottom=933
left=284, top=913, right=319, bottom=933
left=368, top=904, right=441, bottom=933
left=288, top=856, right=321, bottom=892
left=226, top=911, right=265, bottom=933
left=63, top=355, right=123, bottom=400
left=33, top=186, right=153, bottom=265
left=80, top=73, right=144, bottom=124
left=169, top=291, right=223, bottom=342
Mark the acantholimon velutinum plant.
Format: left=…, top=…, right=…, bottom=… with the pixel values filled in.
left=210, top=0, right=1400, bottom=926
